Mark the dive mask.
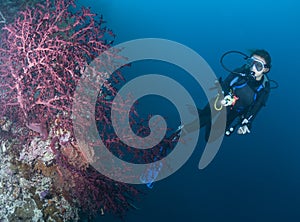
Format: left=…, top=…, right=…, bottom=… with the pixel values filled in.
left=246, top=57, right=266, bottom=72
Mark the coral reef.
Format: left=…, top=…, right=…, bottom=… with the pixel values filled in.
left=0, top=136, right=79, bottom=221
left=0, top=0, right=142, bottom=220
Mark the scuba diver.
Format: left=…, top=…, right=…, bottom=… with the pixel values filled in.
left=172, top=49, right=276, bottom=141
left=140, top=49, right=278, bottom=189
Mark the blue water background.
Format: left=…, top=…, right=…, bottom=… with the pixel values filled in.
left=77, top=0, right=300, bottom=221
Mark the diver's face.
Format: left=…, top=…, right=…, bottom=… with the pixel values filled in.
left=250, top=55, right=269, bottom=81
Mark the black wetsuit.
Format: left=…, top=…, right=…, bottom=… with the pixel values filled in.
left=184, top=66, right=270, bottom=140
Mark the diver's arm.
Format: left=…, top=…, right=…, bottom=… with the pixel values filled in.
left=242, top=89, right=270, bottom=128
left=236, top=91, right=269, bottom=135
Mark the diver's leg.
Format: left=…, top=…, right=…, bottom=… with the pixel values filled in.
left=183, top=109, right=211, bottom=135
left=170, top=105, right=211, bottom=142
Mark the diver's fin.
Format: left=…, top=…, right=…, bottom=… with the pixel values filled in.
left=140, top=161, right=163, bottom=189
left=139, top=147, right=164, bottom=189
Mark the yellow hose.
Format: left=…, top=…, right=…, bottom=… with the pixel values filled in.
left=214, top=93, right=223, bottom=111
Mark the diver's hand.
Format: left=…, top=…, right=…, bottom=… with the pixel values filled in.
left=220, top=94, right=238, bottom=107
left=220, top=95, right=234, bottom=106
left=237, top=125, right=250, bottom=134
left=237, top=119, right=251, bottom=135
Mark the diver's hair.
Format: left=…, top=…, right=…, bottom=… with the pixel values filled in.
left=249, top=49, right=272, bottom=70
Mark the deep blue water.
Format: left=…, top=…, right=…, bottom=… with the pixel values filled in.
left=77, top=0, right=300, bottom=221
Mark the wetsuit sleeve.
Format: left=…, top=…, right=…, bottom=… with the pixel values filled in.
left=243, top=87, right=270, bottom=127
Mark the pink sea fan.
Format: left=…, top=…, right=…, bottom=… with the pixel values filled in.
left=0, top=0, right=113, bottom=133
